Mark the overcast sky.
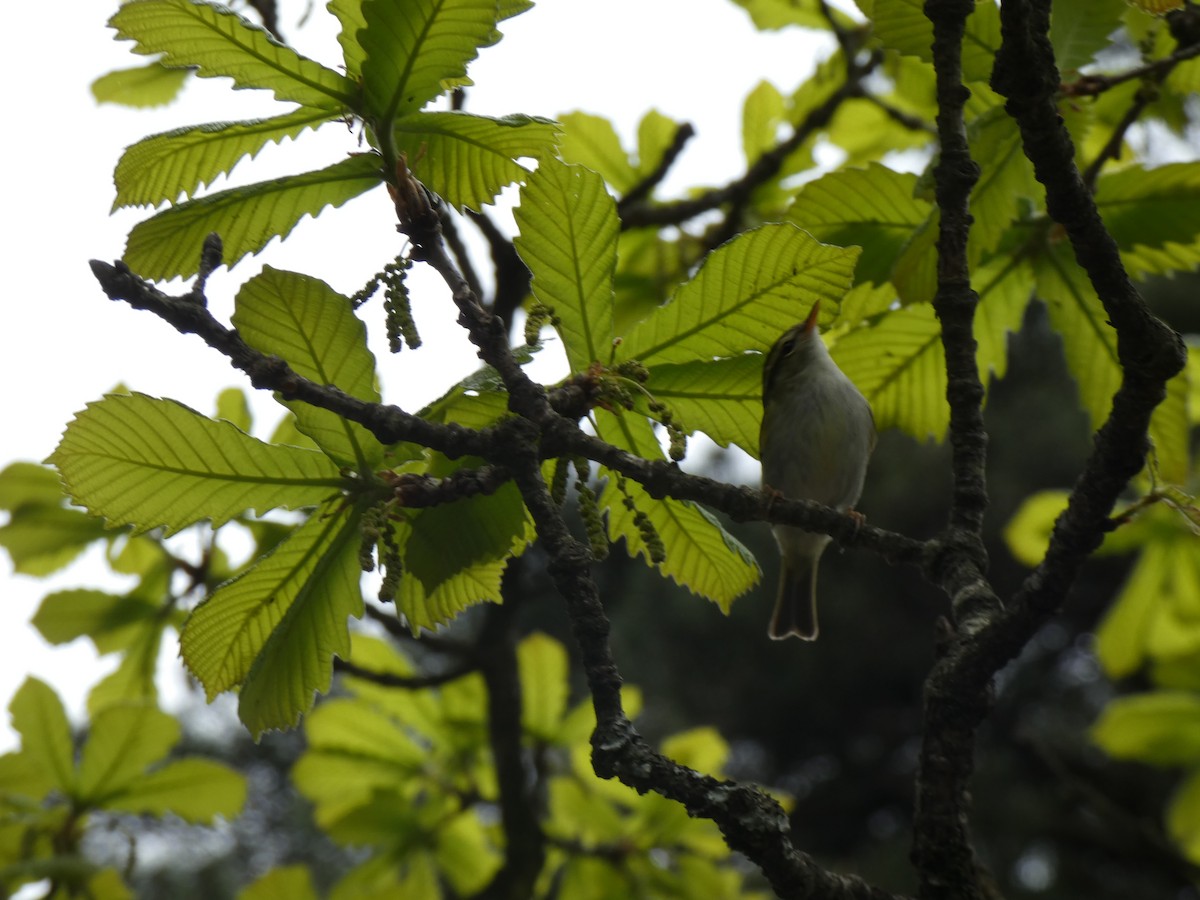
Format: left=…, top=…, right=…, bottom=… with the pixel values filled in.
left=0, top=0, right=832, bottom=746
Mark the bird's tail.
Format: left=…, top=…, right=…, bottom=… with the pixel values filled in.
left=769, top=554, right=820, bottom=640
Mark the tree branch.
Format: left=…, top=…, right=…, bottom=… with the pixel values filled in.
left=911, top=2, right=999, bottom=895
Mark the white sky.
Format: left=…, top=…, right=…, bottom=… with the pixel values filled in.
left=0, top=1, right=830, bottom=747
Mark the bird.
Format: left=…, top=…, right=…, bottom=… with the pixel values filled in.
left=760, top=301, right=875, bottom=640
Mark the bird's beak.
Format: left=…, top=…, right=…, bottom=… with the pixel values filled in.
left=803, top=301, right=821, bottom=335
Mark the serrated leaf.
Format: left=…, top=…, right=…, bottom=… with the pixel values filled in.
left=8, top=678, right=74, bottom=792
left=396, top=557, right=509, bottom=630
left=114, top=108, right=339, bottom=210
left=91, top=62, right=189, bottom=108
left=232, top=267, right=382, bottom=469
left=0, top=505, right=109, bottom=576
left=109, top=0, right=354, bottom=108
left=76, top=704, right=179, bottom=803
left=403, top=484, right=529, bottom=594
left=518, top=633, right=569, bottom=741
left=514, top=160, right=618, bottom=372
left=557, top=112, right=638, bottom=194
left=124, top=153, right=383, bottom=280
left=106, top=758, right=246, bottom=822
left=395, top=111, right=560, bottom=211
left=787, top=164, right=930, bottom=286
left=620, top=224, right=859, bottom=366
left=182, top=499, right=364, bottom=735
left=1092, top=692, right=1200, bottom=765
left=596, top=411, right=760, bottom=609
left=832, top=302, right=948, bottom=440
left=1151, top=363, right=1191, bottom=485
left=855, top=0, right=1001, bottom=83
left=641, top=354, right=763, bottom=455
left=1096, top=162, right=1200, bottom=278
left=974, top=253, right=1034, bottom=383
left=358, top=0, right=500, bottom=123
left=51, top=393, right=343, bottom=535
left=329, top=0, right=369, bottom=77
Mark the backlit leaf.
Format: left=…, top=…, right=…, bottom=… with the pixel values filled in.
left=8, top=678, right=74, bottom=793
left=358, top=0, right=500, bottom=123
left=514, top=160, right=618, bottom=372
left=182, top=499, right=364, bottom=735
left=124, top=153, right=383, bottom=280
left=107, top=758, right=246, bottom=822
left=52, top=393, right=343, bottom=535
left=620, top=224, right=859, bottom=366
left=233, top=267, right=382, bottom=469
left=1092, top=692, right=1200, bottom=765
left=91, top=62, right=189, bottom=108
left=114, top=108, right=339, bottom=210
left=109, top=0, right=354, bottom=108
left=641, top=354, right=763, bottom=455
left=395, top=111, right=559, bottom=211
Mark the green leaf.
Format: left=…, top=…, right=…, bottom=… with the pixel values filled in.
left=620, top=224, right=859, bottom=366
left=641, top=354, right=763, bottom=455
left=0, top=462, right=64, bottom=510
left=1003, top=490, right=1070, bottom=568
left=240, top=866, right=320, bottom=900
left=91, top=62, right=189, bottom=108
left=396, top=556, right=510, bottom=631
left=855, top=0, right=1001, bottom=83
left=51, top=393, right=343, bottom=535
left=106, top=758, right=246, bottom=822
left=403, top=483, right=528, bottom=593
left=787, top=164, right=931, bottom=286
left=76, top=704, right=179, bottom=804
left=435, top=813, right=502, bottom=895
left=557, top=112, right=638, bottom=194
left=124, top=153, right=383, bottom=280
left=831, top=302, right=948, bottom=441
left=596, top=411, right=760, bottom=609
left=1050, top=0, right=1127, bottom=73
left=32, top=589, right=159, bottom=651
left=1096, top=162, right=1200, bottom=278
left=1150, top=362, right=1192, bottom=486
left=87, top=625, right=165, bottom=715
left=1096, top=529, right=1200, bottom=677
left=1033, top=244, right=1123, bottom=433
left=662, top=727, right=729, bottom=777
left=232, top=267, right=382, bottom=469
left=8, top=678, right=74, bottom=793
left=215, top=387, right=253, bottom=433
left=1170, top=770, right=1200, bottom=865
left=358, top=0, right=501, bottom=123
left=395, top=111, right=560, bottom=211
left=732, top=0, right=854, bottom=30
left=329, top=0, right=369, bottom=77
left=967, top=108, right=1039, bottom=259
left=1091, top=692, right=1200, bottom=765
left=0, top=504, right=109, bottom=576
left=974, top=253, right=1034, bottom=383
left=518, top=633, right=569, bottom=741
left=514, top=160, right=618, bottom=372
left=635, top=110, right=684, bottom=181
left=109, top=0, right=355, bottom=108
left=181, top=499, right=365, bottom=735
left=114, top=108, right=339, bottom=210
left=743, top=81, right=787, bottom=166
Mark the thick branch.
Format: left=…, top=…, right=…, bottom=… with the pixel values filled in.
left=911, top=2, right=998, bottom=896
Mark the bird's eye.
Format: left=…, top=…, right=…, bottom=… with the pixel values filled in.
left=780, top=338, right=797, bottom=356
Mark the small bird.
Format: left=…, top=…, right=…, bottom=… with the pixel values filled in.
left=760, top=302, right=875, bottom=640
